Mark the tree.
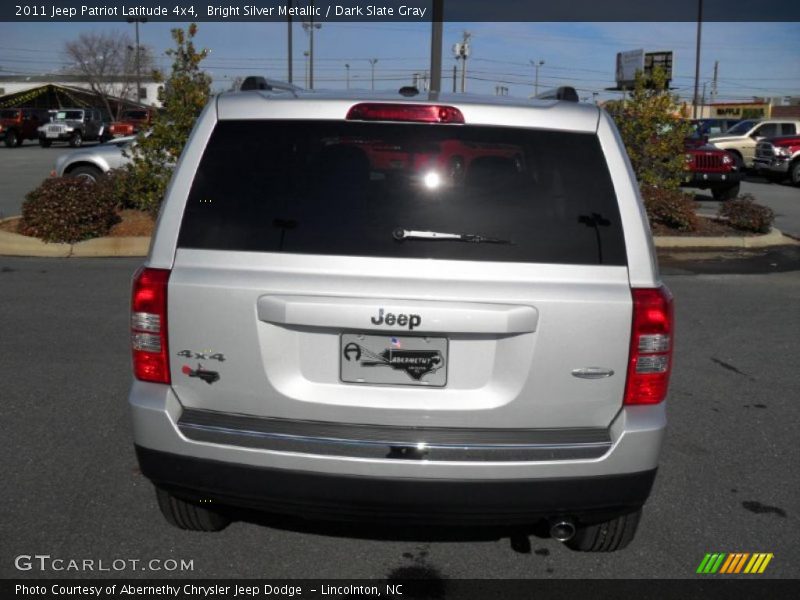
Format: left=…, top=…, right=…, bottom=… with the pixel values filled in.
left=606, top=67, right=692, bottom=191
left=121, top=24, right=211, bottom=215
left=64, top=32, right=156, bottom=120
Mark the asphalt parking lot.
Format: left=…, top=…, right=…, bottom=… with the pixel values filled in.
left=0, top=141, right=101, bottom=219
left=2, top=142, right=797, bottom=238
left=1, top=257, right=798, bottom=580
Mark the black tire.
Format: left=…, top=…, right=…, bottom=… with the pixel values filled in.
left=565, top=509, right=642, bottom=552
left=790, top=160, right=800, bottom=187
left=38, top=138, right=52, bottom=148
left=730, top=151, right=745, bottom=171
left=712, top=182, right=740, bottom=202
left=67, top=165, right=104, bottom=183
left=4, top=130, right=18, bottom=148
left=69, top=132, right=83, bottom=148
left=155, top=487, right=230, bottom=532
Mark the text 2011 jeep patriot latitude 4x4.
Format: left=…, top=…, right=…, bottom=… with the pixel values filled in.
left=130, top=83, right=673, bottom=552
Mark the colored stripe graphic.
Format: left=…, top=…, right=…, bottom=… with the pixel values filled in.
left=700, top=553, right=773, bottom=574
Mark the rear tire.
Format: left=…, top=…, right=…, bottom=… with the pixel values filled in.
left=155, top=487, right=231, bottom=532
left=565, top=509, right=642, bottom=552
left=39, top=138, right=52, bottom=148
left=712, top=182, right=740, bottom=201
left=4, top=130, right=18, bottom=148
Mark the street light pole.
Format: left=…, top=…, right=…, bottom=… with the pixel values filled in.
left=531, top=59, right=544, bottom=96
left=369, top=58, right=378, bottom=90
left=345, top=63, right=350, bottom=89
left=127, top=17, right=147, bottom=104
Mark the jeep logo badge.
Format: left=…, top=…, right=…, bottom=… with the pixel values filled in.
left=370, top=308, right=421, bottom=330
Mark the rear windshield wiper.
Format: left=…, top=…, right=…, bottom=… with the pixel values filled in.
left=393, top=228, right=513, bottom=245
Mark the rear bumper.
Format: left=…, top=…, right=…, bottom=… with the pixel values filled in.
left=129, top=382, right=666, bottom=523
left=137, top=445, right=656, bottom=525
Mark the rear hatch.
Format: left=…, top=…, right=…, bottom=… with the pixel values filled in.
left=167, top=107, right=633, bottom=430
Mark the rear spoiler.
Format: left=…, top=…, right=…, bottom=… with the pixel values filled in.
left=534, top=86, right=579, bottom=103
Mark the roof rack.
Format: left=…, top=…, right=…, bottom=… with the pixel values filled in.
left=240, top=76, right=301, bottom=95
left=534, top=86, right=579, bottom=103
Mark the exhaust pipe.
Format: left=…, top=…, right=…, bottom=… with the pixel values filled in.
left=549, top=519, right=576, bottom=542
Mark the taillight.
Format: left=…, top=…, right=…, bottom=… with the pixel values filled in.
left=131, top=267, right=171, bottom=384
left=346, top=103, right=464, bottom=124
left=624, top=286, right=674, bottom=405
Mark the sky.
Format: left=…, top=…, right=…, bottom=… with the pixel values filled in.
left=0, top=20, right=798, bottom=103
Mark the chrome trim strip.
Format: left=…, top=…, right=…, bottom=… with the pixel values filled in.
left=177, top=409, right=612, bottom=462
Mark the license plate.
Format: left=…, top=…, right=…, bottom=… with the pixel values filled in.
left=46, top=131, right=59, bottom=138
left=341, top=334, right=447, bottom=387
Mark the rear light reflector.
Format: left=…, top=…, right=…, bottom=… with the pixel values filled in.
left=131, top=267, right=171, bottom=384
left=346, top=103, right=464, bottom=124
left=624, top=286, right=674, bottom=405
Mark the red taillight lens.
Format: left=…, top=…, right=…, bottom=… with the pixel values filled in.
left=346, top=103, right=464, bottom=124
left=624, top=286, right=674, bottom=405
left=131, top=267, right=171, bottom=384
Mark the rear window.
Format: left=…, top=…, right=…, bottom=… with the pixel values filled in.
left=178, top=120, right=626, bottom=266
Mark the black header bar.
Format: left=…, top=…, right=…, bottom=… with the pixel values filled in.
left=3, top=1, right=799, bottom=22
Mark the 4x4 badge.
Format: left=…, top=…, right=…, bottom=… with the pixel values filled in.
left=343, top=342, right=442, bottom=381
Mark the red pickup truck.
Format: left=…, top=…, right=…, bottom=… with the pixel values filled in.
left=753, top=136, right=800, bottom=186
left=0, top=108, right=50, bottom=147
left=682, top=143, right=742, bottom=201
left=108, top=108, right=154, bottom=137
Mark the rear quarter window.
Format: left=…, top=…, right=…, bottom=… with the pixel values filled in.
left=177, top=120, right=627, bottom=266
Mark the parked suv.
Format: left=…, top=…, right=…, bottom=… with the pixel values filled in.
left=109, top=108, right=154, bottom=137
left=130, top=84, right=673, bottom=552
left=0, top=107, right=49, bottom=147
left=709, top=118, right=800, bottom=169
left=753, top=135, right=800, bottom=185
left=38, top=108, right=109, bottom=147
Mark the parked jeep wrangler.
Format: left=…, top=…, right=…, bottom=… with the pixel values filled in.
left=682, top=143, right=742, bottom=201
left=130, top=83, right=673, bottom=552
left=0, top=107, right=49, bottom=147
left=37, top=108, right=109, bottom=147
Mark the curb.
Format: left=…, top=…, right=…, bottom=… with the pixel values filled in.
left=653, top=227, right=796, bottom=249
left=0, top=217, right=796, bottom=258
left=0, top=217, right=151, bottom=257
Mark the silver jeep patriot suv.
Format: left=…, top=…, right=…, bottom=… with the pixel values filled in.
left=129, top=83, right=673, bottom=552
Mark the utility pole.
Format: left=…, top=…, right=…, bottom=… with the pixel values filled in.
left=452, top=31, right=471, bottom=93
left=531, top=59, right=544, bottom=96
left=126, top=17, right=147, bottom=104
left=429, top=0, right=443, bottom=93
left=369, top=58, right=378, bottom=90
left=692, top=0, right=704, bottom=119
left=345, top=63, right=350, bottom=89
left=710, top=60, right=718, bottom=106
left=287, top=1, right=293, bottom=83
left=452, top=65, right=457, bottom=93
left=302, top=2, right=321, bottom=90
left=701, top=81, right=707, bottom=116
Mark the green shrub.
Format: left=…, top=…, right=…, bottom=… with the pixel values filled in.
left=718, top=194, right=774, bottom=234
left=641, top=185, right=698, bottom=232
left=20, top=177, right=120, bottom=243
